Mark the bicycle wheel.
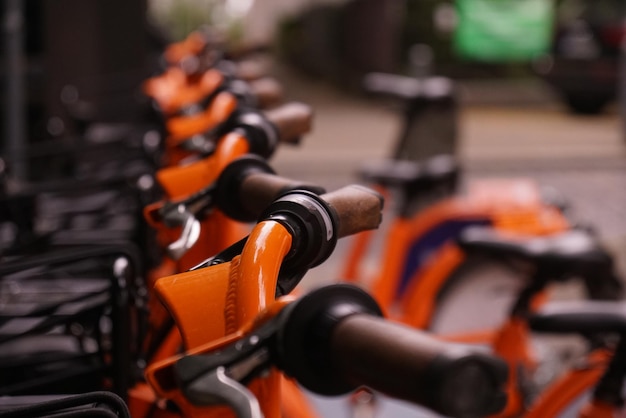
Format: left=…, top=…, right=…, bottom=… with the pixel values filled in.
left=427, top=253, right=588, bottom=394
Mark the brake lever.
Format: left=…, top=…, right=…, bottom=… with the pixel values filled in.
left=177, top=133, right=217, bottom=156
left=175, top=318, right=278, bottom=417
left=185, top=367, right=263, bottom=418
left=163, top=204, right=201, bottom=260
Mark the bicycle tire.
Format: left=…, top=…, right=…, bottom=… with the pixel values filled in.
left=425, top=253, right=590, bottom=399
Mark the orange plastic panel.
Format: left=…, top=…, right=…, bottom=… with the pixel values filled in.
left=164, top=31, right=208, bottom=65
left=166, top=92, right=239, bottom=145
left=157, top=131, right=251, bottom=199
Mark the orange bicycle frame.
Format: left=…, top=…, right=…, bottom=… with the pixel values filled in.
left=163, top=91, right=240, bottom=166
left=143, top=68, right=225, bottom=117
left=164, top=31, right=212, bottom=66
left=139, top=131, right=260, bottom=368
left=149, top=131, right=256, bottom=271
left=340, top=179, right=569, bottom=417
left=348, top=179, right=569, bottom=315
left=525, top=350, right=611, bottom=418
left=143, top=221, right=319, bottom=418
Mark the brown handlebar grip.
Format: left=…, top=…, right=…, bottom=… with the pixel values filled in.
left=331, top=314, right=508, bottom=417
left=362, top=72, right=420, bottom=100
left=215, top=155, right=327, bottom=223
left=321, top=185, right=384, bottom=238
left=235, top=59, right=267, bottom=81
left=239, top=172, right=325, bottom=221
left=249, top=77, right=284, bottom=109
left=263, top=102, right=313, bottom=144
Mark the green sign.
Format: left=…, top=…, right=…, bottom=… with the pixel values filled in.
left=454, top=0, right=555, bottom=62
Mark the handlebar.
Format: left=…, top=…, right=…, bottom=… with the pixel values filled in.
left=172, top=285, right=507, bottom=418
left=233, top=59, right=268, bottom=82
left=223, top=76, right=283, bottom=111
left=191, top=183, right=384, bottom=292
left=247, top=78, right=284, bottom=109
left=259, top=185, right=383, bottom=279
left=276, top=285, right=508, bottom=418
left=149, top=152, right=324, bottom=225
left=173, top=101, right=313, bottom=159
left=159, top=170, right=382, bottom=242
left=263, top=102, right=313, bottom=145
left=332, top=315, right=507, bottom=417
left=148, top=155, right=328, bottom=259
left=215, top=155, right=326, bottom=222
left=320, top=185, right=384, bottom=239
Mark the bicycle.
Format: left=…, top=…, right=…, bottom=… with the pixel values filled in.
left=340, top=69, right=572, bottom=322
left=140, top=155, right=325, bottom=366
left=139, top=49, right=558, bottom=418
left=131, top=52, right=314, bottom=371
left=522, top=298, right=626, bottom=417
left=145, top=74, right=283, bottom=167
left=154, top=101, right=311, bottom=202
left=328, top=69, right=619, bottom=417
left=141, top=184, right=509, bottom=418
left=3, top=21, right=294, bottom=414
left=341, top=155, right=570, bottom=323
left=143, top=67, right=282, bottom=123
left=437, top=226, right=623, bottom=416
left=140, top=101, right=312, bottom=294
left=160, top=25, right=268, bottom=80
left=315, top=170, right=571, bottom=417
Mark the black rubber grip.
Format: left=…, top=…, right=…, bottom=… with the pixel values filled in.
left=248, top=77, right=284, bottom=109
left=331, top=315, right=508, bottom=417
left=215, top=155, right=325, bottom=222
left=238, top=173, right=325, bottom=221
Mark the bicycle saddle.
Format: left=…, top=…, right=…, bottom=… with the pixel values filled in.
left=529, top=300, right=626, bottom=335
left=363, top=73, right=455, bottom=102
left=359, top=154, right=459, bottom=192
left=457, top=227, right=613, bottom=279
